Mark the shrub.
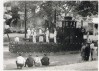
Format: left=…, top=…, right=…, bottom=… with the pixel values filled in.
left=9, top=42, right=82, bottom=53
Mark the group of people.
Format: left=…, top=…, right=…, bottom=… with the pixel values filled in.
left=81, top=41, right=98, bottom=61
left=16, top=53, right=50, bottom=69
left=27, top=28, right=57, bottom=43
left=27, top=28, right=36, bottom=43
left=14, top=27, right=57, bottom=43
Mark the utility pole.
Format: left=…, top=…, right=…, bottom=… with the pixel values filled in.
left=53, top=8, right=56, bottom=30
left=54, top=9, right=56, bottom=24
left=24, top=1, right=27, bottom=38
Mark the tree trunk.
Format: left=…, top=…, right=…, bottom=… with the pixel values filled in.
left=7, top=33, right=10, bottom=42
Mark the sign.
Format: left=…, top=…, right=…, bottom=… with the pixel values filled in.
left=49, top=33, right=54, bottom=38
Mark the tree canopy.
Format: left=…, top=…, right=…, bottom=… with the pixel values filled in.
left=75, top=1, right=98, bottom=17
left=4, top=1, right=98, bottom=28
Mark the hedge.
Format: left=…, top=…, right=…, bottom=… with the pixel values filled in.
left=9, top=42, right=82, bottom=53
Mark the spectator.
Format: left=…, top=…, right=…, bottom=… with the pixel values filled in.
left=41, top=54, right=50, bottom=66
left=14, top=36, right=19, bottom=43
left=27, top=28, right=31, bottom=39
left=34, top=55, right=41, bottom=67
left=90, top=41, right=97, bottom=60
left=16, top=53, right=25, bottom=69
left=25, top=54, right=35, bottom=67
left=90, top=41, right=94, bottom=60
left=81, top=43, right=86, bottom=61
left=84, top=43, right=90, bottom=61
left=93, top=46, right=98, bottom=60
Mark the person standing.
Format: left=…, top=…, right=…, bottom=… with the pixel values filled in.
left=27, top=28, right=31, bottom=39
left=33, top=30, right=36, bottom=43
left=45, top=28, right=49, bottom=43
left=90, top=41, right=97, bottom=60
left=54, top=28, right=57, bottom=43
left=39, top=28, right=44, bottom=42
left=41, top=54, right=50, bottom=66
left=84, top=43, right=90, bottom=61
left=31, top=28, right=34, bottom=36
left=93, top=45, right=98, bottom=60
left=16, top=53, right=25, bottom=69
left=81, top=43, right=86, bottom=61
left=25, top=54, right=35, bottom=67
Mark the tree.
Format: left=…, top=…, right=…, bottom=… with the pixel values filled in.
left=4, top=1, right=20, bottom=26
left=4, top=1, right=98, bottom=29
left=74, top=1, right=98, bottom=17
left=40, top=1, right=79, bottom=29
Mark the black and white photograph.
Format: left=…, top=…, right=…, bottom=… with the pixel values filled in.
left=3, top=0, right=98, bottom=70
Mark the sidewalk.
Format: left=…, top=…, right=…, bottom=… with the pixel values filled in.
left=4, top=60, right=98, bottom=71
left=26, top=61, right=98, bottom=71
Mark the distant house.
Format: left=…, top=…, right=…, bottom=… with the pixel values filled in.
left=92, top=18, right=98, bottom=36
left=87, top=18, right=98, bottom=41
left=88, top=18, right=98, bottom=35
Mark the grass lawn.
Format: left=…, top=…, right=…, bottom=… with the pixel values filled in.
left=4, top=33, right=24, bottom=42
left=3, top=33, right=90, bottom=70
left=4, top=49, right=82, bottom=70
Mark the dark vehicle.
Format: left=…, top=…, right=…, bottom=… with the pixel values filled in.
left=57, top=16, right=84, bottom=44
left=56, top=16, right=84, bottom=51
